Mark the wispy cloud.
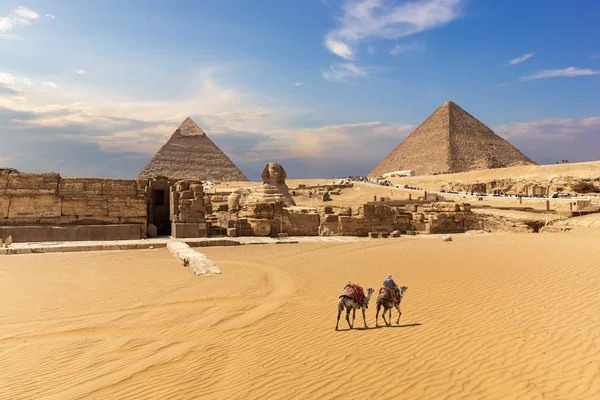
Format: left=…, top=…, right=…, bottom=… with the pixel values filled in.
left=389, top=40, right=425, bottom=56
left=495, top=117, right=600, bottom=164
left=590, top=55, right=600, bottom=60
left=45, top=14, right=56, bottom=20
left=41, top=81, right=58, bottom=89
left=294, top=82, right=302, bottom=86
left=324, top=0, right=463, bottom=59
left=509, top=52, right=534, bottom=65
left=325, top=37, right=354, bottom=59
left=322, top=62, right=376, bottom=82
left=0, top=6, right=40, bottom=37
left=75, top=69, right=86, bottom=75
left=367, top=45, right=376, bottom=55
left=0, top=73, right=25, bottom=99
left=520, top=67, right=600, bottom=81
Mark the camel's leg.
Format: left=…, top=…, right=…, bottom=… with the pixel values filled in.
left=375, top=303, right=381, bottom=327
left=345, top=306, right=352, bottom=329
left=396, top=305, right=402, bottom=324
left=362, top=307, right=368, bottom=328
left=387, top=309, right=392, bottom=326
left=351, top=308, right=356, bottom=329
left=382, top=307, right=389, bottom=326
left=335, top=299, right=343, bottom=331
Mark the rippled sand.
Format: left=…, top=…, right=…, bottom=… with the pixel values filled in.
left=1, top=231, right=599, bottom=399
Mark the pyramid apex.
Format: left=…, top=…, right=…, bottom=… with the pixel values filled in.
left=176, top=117, right=206, bottom=137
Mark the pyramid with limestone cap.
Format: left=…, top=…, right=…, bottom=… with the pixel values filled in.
left=137, top=117, right=248, bottom=181
left=368, top=101, right=536, bottom=177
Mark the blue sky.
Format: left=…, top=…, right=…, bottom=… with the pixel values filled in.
left=1, top=0, right=599, bottom=180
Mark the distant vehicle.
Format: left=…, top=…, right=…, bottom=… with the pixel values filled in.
left=552, top=192, right=559, bottom=198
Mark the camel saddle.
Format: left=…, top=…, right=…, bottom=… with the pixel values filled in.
left=340, top=283, right=365, bottom=304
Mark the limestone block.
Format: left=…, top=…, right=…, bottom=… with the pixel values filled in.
left=424, top=202, right=459, bottom=212
left=101, top=180, right=137, bottom=197
left=6, top=172, right=60, bottom=195
left=390, top=230, right=401, bottom=237
left=62, top=197, right=108, bottom=217
left=1, top=217, right=41, bottom=226
left=247, top=218, right=272, bottom=236
left=8, top=195, right=61, bottom=218
left=319, top=214, right=340, bottom=235
left=167, top=241, right=221, bottom=276
left=171, top=223, right=208, bottom=238
left=280, top=211, right=319, bottom=236
left=147, top=224, right=158, bottom=238
left=40, top=216, right=78, bottom=225
left=137, top=179, right=149, bottom=190
left=58, top=178, right=103, bottom=196
left=51, top=227, right=78, bottom=241
left=1, top=226, right=53, bottom=242
left=108, top=197, right=146, bottom=218
left=239, top=202, right=277, bottom=219
left=77, top=216, right=119, bottom=225
left=182, top=213, right=205, bottom=223
left=442, top=235, right=453, bottom=242
left=227, top=228, right=237, bottom=237
left=119, top=216, right=147, bottom=225
left=105, top=225, right=132, bottom=240
left=0, top=195, right=9, bottom=219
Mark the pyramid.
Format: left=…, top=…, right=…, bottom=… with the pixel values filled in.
left=368, top=101, right=536, bottom=177
left=137, top=117, right=249, bottom=182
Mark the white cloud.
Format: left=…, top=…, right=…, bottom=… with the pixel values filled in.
left=324, top=0, right=463, bottom=59
left=294, top=82, right=302, bottom=86
left=389, top=41, right=425, bottom=56
left=41, top=81, right=58, bottom=89
left=589, top=55, right=599, bottom=60
left=45, top=14, right=56, bottom=20
left=509, top=52, right=534, bottom=65
left=322, top=62, right=375, bottom=82
left=0, top=73, right=25, bottom=98
left=367, top=45, right=376, bottom=55
left=496, top=117, right=600, bottom=140
left=0, top=6, right=40, bottom=36
left=75, top=70, right=86, bottom=75
left=325, top=37, right=353, bottom=59
left=520, top=67, right=600, bottom=81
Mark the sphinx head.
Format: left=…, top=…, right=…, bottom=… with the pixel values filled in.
left=261, top=162, right=287, bottom=185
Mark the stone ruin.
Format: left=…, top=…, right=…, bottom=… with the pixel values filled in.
left=212, top=162, right=479, bottom=238
left=0, top=162, right=480, bottom=243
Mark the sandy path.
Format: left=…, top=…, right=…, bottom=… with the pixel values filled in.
left=1, top=232, right=599, bottom=399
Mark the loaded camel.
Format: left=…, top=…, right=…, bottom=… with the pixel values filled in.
left=375, top=285, right=408, bottom=327
left=335, top=283, right=374, bottom=331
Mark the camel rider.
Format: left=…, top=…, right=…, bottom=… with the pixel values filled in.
left=383, top=274, right=401, bottom=298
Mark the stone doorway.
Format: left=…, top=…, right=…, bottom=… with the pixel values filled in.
left=150, top=181, right=171, bottom=236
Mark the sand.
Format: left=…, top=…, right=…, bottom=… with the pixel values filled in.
left=1, top=231, right=599, bottom=399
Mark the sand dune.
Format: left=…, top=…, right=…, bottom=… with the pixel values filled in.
left=1, top=231, right=599, bottom=399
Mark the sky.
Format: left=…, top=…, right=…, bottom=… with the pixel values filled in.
left=0, top=0, right=599, bottom=180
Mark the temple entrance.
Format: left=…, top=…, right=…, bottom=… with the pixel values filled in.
left=150, top=181, right=171, bottom=236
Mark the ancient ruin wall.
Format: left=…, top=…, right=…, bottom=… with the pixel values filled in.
left=0, top=169, right=147, bottom=242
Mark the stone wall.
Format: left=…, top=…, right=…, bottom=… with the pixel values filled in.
left=0, top=169, right=147, bottom=242
left=216, top=200, right=478, bottom=238
left=170, top=180, right=208, bottom=238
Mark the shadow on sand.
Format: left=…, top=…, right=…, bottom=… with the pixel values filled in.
left=338, top=323, right=422, bottom=332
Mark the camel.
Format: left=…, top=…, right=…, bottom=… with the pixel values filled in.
left=335, top=284, right=375, bottom=331
left=375, top=285, right=408, bottom=327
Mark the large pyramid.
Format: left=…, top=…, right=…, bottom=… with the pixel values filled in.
left=137, top=117, right=249, bottom=181
left=368, top=101, right=536, bottom=177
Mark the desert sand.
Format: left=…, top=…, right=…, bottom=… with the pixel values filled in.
left=1, top=230, right=599, bottom=399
